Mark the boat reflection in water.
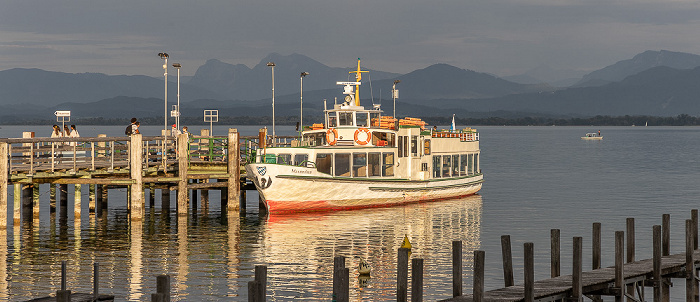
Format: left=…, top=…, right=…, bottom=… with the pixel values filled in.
left=260, top=195, right=483, bottom=300
left=1, top=192, right=481, bottom=301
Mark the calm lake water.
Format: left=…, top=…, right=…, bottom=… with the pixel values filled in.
left=2, top=125, right=700, bottom=301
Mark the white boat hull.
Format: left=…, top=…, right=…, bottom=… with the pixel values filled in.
left=246, top=164, right=483, bottom=213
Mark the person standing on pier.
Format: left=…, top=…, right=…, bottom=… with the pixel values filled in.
left=69, top=125, right=80, bottom=146
left=182, top=126, right=189, bottom=136
left=171, top=124, right=181, bottom=136
left=63, top=125, right=71, bottom=137
left=51, top=125, right=62, bottom=138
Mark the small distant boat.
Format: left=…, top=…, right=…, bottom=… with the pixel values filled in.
left=581, top=133, right=603, bottom=140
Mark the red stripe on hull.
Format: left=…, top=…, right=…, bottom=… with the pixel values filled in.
left=264, top=193, right=479, bottom=214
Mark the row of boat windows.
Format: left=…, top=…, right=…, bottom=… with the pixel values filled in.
left=327, top=111, right=379, bottom=128
left=432, top=154, right=479, bottom=178
left=266, top=152, right=395, bottom=177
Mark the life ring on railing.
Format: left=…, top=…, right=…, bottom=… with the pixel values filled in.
left=326, top=128, right=338, bottom=146
left=354, top=128, right=371, bottom=145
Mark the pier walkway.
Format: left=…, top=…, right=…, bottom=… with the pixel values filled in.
left=0, top=128, right=285, bottom=227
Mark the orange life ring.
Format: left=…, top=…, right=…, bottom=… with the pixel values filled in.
left=354, top=128, right=371, bottom=145
left=326, top=128, right=338, bottom=146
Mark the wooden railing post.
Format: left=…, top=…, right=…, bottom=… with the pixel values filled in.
left=653, top=225, right=662, bottom=302
left=129, top=134, right=143, bottom=220
left=615, top=231, right=624, bottom=302
left=686, top=219, right=695, bottom=302
left=227, top=129, right=240, bottom=212
left=593, top=222, right=601, bottom=270
left=177, top=133, right=188, bottom=216
left=572, top=237, right=582, bottom=302
left=524, top=242, right=534, bottom=302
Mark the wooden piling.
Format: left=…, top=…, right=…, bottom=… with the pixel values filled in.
left=398, top=247, right=409, bottom=302
left=572, top=237, right=582, bottom=302
left=89, top=184, right=95, bottom=213
left=662, top=214, right=670, bottom=302
left=248, top=280, right=258, bottom=302
left=693, top=209, right=698, bottom=250
left=73, top=184, right=81, bottom=219
left=626, top=218, right=635, bottom=300
left=615, top=230, right=624, bottom=302
left=335, top=267, right=349, bottom=302
left=32, top=184, right=39, bottom=218
left=412, top=258, right=424, bottom=302
left=453, top=240, right=463, bottom=297
left=524, top=242, right=534, bottom=302
left=227, top=129, right=240, bottom=212
left=593, top=222, right=601, bottom=270
left=0, top=142, right=7, bottom=228
left=333, top=255, right=345, bottom=301
left=60, top=184, right=68, bottom=209
left=100, top=185, right=108, bottom=213
left=653, top=225, right=661, bottom=302
left=474, top=250, right=485, bottom=302
left=50, top=184, right=56, bottom=214
left=21, top=184, right=32, bottom=221
left=162, top=188, right=170, bottom=210
left=93, top=262, right=99, bottom=301
left=254, top=265, right=267, bottom=302
left=177, top=133, right=188, bottom=216
left=551, top=229, right=560, bottom=278
left=686, top=219, right=695, bottom=302
left=156, top=274, right=171, bottom=302
left=13, top=184, right=20, bottom=225
left=501, top=235, right=514, bottom=287
left=129, top=134, right=143, bottom=220
left=149, top=184, right=156, bottom=208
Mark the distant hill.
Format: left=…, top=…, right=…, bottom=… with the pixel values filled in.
left=187, top=53, right=401, bottom=100
left=575, top=50, right=700, bottom=87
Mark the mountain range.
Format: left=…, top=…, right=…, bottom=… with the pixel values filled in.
left=2, top=50, right=700, bottom=123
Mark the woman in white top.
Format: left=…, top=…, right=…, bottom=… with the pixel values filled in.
left=51, top=125, right=62, bottom=138
left=69, top=125, right=80, bottom=146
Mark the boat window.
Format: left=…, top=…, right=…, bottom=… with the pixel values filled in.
left=442, top=155, right=451, bottom=178
left=382, top=152, right=394, bottom=176
left=468, top=154, right=473, bottom=175
left=368, top=152, right=381, bottom=177
left=424, top=139, right=431, bottom=155
left=460, top=154, right=468, bottom=176
left=474, top=154, right=479, bottom=174
left=316, top=153, right=332, bottom=174
left=328, top=112, right=337, bottom=128
left=304, top=132, right=325, bottom=147
left=432, top=156, right=441, bottom=178
left=338, top=112, right=353, bottom=126
left=334, top=153, right=351, bottom=177
left=452, top=154, right=460, bottom=176
left=352, top=153, right=367, bottom=177
left=398, top=136, right=404, bottom=157
left=369, top=112, right=380, bottom=128
left=294, top=154, right=308, bottom=166
left=277, top=154, right=292, bottom=165
left=411, top=136, right=418, bottom=156
left=356, top=112, right=369, bottom=127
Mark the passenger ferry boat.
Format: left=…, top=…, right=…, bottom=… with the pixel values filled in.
left=245, top=59, right=483, bottom=213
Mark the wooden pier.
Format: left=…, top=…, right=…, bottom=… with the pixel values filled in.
left=0, top=128, right=284, bottom=227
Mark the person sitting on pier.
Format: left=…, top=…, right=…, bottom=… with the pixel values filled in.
left=126, top=118, right=138, bottom=135
left=134, top=121, right=141, bottom=134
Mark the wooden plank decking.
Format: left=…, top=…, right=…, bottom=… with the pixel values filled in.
left=442, top=249, right=700, bottom=301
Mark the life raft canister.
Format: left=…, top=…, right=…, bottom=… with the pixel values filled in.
left=326, top=128, right=338, bottom=146
left=354, top=128, right=371, bottom=145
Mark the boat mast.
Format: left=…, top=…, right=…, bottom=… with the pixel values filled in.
left=349, top=58, right=368, bottom=106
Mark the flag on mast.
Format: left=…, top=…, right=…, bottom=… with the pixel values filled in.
left=451, top=114, right=456, bottom=130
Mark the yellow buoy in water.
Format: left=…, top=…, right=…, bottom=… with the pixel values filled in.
left=401, top=235, right=412, bottom=249
left=358, top=258, right=371, bottom=275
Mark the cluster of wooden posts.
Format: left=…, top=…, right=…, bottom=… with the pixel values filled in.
left=246, top=209, right=700, bottom=302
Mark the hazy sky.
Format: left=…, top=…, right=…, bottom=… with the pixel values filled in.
left=2, top=0, right=700, bottom=78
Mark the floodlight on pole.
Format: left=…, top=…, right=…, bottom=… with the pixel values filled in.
left=267, top=62, right=276, bottom=144
left=392, top=80, right=400, bottom=119
left=173, top=63, right=181, bottom=130
left=300, top=71, right=309, bottom=137
left=158, top=52, right=169, bottom=138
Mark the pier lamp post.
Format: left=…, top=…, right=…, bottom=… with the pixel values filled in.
left=267, top=62, right=276, bottom=144
left=173, top=63, right=181, bottom=130
left=300, top=71, right=309, bottom=136
left=158, top=52, right=169, bottom=138
left=392, top=80, right=400, bottom=119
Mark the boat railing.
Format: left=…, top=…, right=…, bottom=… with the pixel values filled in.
left=430, top=129, right=479, bottom=142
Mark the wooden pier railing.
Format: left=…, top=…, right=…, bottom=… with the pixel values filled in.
left=0, top=128, right=302, bottom=228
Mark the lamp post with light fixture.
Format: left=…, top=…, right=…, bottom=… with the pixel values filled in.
left=300, top=71, right=309, bottom=136
left=173, top=63, right=181, bottom=130
left=267, top=62, right=276, bottom=143
left=158, top=52, right=169, bottom=138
